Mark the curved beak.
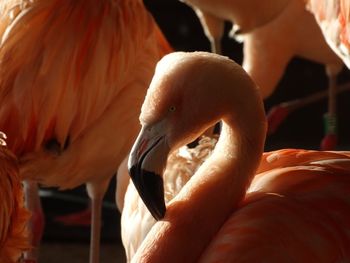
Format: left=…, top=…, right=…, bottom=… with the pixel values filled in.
left=128, top=121, right=170, bottom=220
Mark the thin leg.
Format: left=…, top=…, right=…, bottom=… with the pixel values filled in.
left=210, top=38, right=222, bottom=54
left=23, top=181, right=45, bottom=263
left=327, top=71, right=337, bottom=117
left=193, top=8, right=224, bottom=55
left=277, top=81, right=350, bottom=112
left=89, top=196, right=103, bottom=263
left=321, top=65, right=341, bottom=150
left=267, top=80, right=350, bottom=135
left=86, top=180, right=110, bottom=263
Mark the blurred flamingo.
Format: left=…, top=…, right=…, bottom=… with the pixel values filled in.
left=0, top=132, right=30, bottom=263
left=305, top=0, right=350, bottom=68
left=0, top=0, right=171, bottom=262
left=127, top=51, right=350, bottom=262
left=179, top=0, right=346, bottom=150
left=304, top=0, right=350, bottom=148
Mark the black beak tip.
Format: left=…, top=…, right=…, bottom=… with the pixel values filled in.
left=129, top=165, right=166, bottom=220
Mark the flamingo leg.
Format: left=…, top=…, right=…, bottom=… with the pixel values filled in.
left=23, top=181, right=45, bottom=263
left=86, top=180, right=110, bottom=263
left=89, top=196, right=103, bottom=263
left=210, top=37, right=222, bottom=55
left=326, top=67, right=338, bottom=116
left=321, top=65, right=341, bottom=150
left=267, top=77, right=350, bottom=135
left=193, top=8, right=224, bottom=55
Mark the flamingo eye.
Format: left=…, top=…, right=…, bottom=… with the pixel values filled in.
left=169, top=106, right=176, bottom=112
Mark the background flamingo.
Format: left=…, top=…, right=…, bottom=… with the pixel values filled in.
left=0, top=0, right=171, bottom=262
left=0, top=132, right=30, bottom=263
left=127, top=51, right=350, bottom=262
left=178, top=0, right=345, bottom=150
left=305, top=0, right=350, bottom=68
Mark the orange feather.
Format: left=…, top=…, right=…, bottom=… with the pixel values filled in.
left=0, top=0, right=172, bottom=261
left=0, top=133, right=30, bottom=263
left=306, top=0, right=350, bottom=68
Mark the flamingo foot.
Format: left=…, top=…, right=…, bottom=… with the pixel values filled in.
left=267, top=105, right=290, bottom=135
left=54, top=207, right=92, bottom=226
left=321, top=134, right=338, bottom=151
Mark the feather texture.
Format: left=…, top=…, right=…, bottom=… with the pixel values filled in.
left=121, top=52, right=350, bottom=262
left=0, top=0, right=171, bottom=189
left=0, top=134, right=29, bottom=263
left=306, top=0, right=350, bottom=68
left=202, top=150, right=350, bottom=262
left=121, top=135, right=218, bottom=261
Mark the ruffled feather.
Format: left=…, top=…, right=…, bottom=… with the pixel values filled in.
left=0, top=138, right=29, bottom=263
left=0, top=0, right=171, bottom=188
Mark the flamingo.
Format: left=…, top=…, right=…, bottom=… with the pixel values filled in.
left=127, top=51, right=350, bottom=262
left=0, top=0, right=171, bottom=262
left=303, top=1, right=350, bottom=150
left=179, top=0, right=344, bottom=150
left=0, top=132, right=30, bottom=263
left=270, top=0, right=350, bottom=149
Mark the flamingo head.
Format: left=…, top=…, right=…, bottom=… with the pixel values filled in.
left=128, top=51, right=258, bottom=220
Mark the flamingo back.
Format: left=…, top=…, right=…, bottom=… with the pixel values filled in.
left=200, top=150, right=350, bottom=262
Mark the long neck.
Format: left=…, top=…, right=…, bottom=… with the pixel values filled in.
left=131, top=100, right=266, bottom=262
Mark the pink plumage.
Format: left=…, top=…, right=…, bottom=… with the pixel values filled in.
left=124, top=51, right=350, bottom=262
left=306, top=0, right=350, bottom=68
left=0, top=132, right=29, bottom=263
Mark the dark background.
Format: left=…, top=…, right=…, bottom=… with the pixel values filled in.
left=40, top=0, right=350, bottom=261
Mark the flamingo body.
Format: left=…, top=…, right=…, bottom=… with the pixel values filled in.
left=122, top=145, right=350, bottom=261
left=180, top=0, right=342, bottom=98
left=306, top=0, right=350, bottom=68
left=180, top=0, right=345, bottom=150
left=201, top=149, right=350, bottom=262
left=125, top=51, right=350, bottom=262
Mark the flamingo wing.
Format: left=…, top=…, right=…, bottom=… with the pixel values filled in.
left=257, top=149, right=350, bottom=173
left=201, top=150, right=350, bottom=262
